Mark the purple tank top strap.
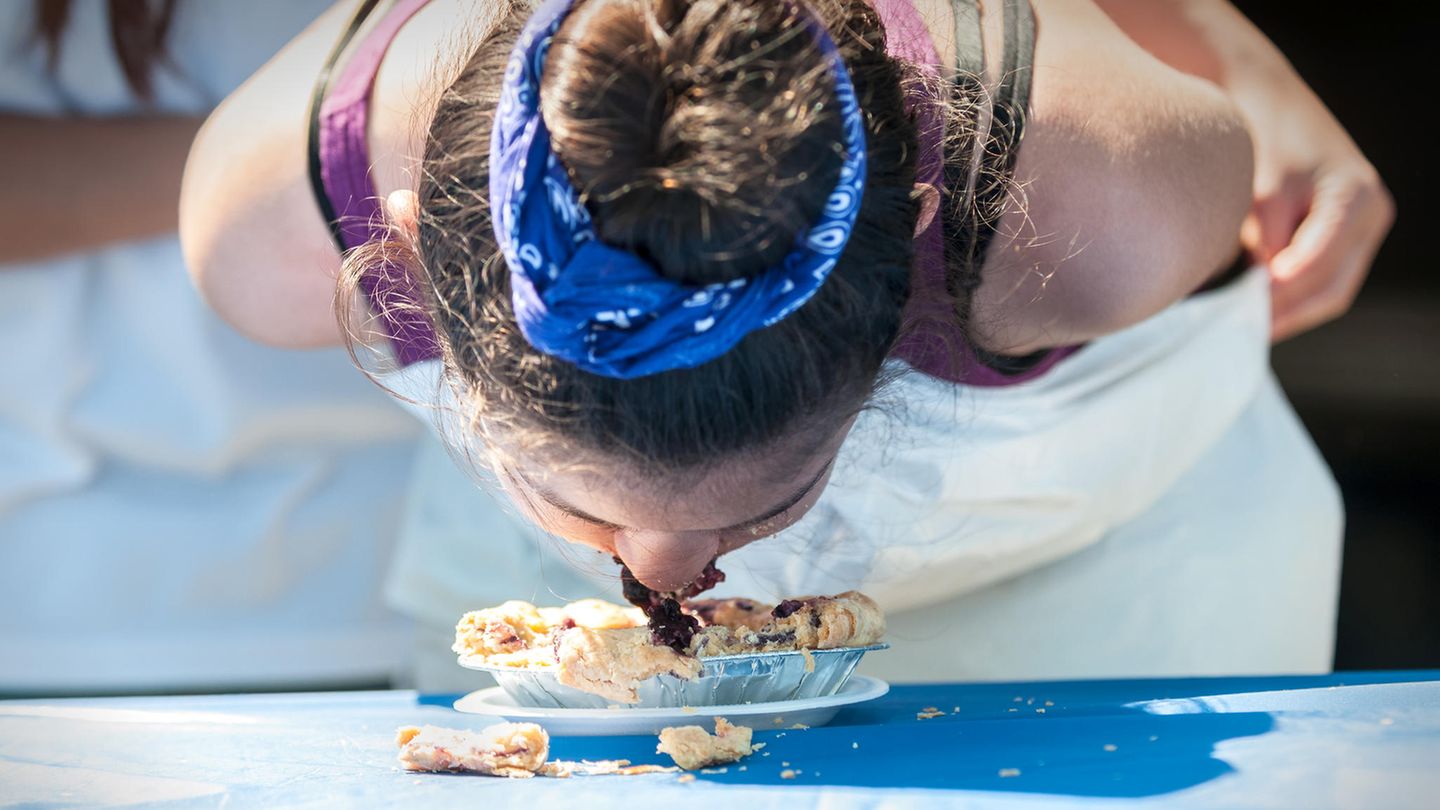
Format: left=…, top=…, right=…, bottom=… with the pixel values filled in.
left=874, top=0, right=1077, bottom=387
left=317, top=0, right=440, bottom=366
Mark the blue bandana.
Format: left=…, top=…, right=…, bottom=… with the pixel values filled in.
left=489, top=0, right=868, bottom=379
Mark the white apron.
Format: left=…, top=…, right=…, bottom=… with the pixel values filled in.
left=383, top=266, right=1343, bottom=690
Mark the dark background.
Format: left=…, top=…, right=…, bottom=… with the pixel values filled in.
left=1233, top=2, right=1438, bottom=669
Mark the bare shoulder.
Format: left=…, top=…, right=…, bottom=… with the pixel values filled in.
left=180, top=0, right=486, bottom=349
left=967, top=0, right=1254, bottom=354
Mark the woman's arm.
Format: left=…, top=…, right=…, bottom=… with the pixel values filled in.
left=180, top=0, right=362, bottom=348
left=1093, top=0, right=1395, bottom=341
left=0, top=114, right=201, bottom=265
left=181, top=0, right=479, bottom=349
left=969, top=0, right=1256, bottom=355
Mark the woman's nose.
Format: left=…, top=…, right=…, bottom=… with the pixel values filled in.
left=613, top=528, right=721, bottom=593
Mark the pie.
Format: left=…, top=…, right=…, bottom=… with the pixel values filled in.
left=453, top=591, right=885, bottom=703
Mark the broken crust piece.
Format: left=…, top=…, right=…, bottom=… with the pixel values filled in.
left=396, top=723, right=548, bottom=777
left=556, top=626, right=703, bottom=704
left=656, top=717, right=755, bottom=770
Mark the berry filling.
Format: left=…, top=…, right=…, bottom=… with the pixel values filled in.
left=615, top=557, right=726, bottom=651
left=647, top=597, right=701, bottom=652
left=771, top=599, right=806, bottom=619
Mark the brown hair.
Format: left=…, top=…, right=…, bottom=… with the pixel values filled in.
left=343, top=0, right=970, bottom=477
left=32, top=0, right=179, bottom=103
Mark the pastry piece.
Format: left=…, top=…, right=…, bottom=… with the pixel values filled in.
left=555, top=626, right=703, bottom=703
left=396, top=723, right=548, bottom=777
left=451, top=601, right=557, bottom=668
left=758, top=591, right=885, bottom=650
left=656, top=717, right=754, bottom=770
left=552, top=598, right=646, bottom=630
left=453, top=598, right=646, bottom=668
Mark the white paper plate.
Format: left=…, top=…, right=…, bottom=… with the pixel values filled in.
left=453, top=674, right=889, bottom=736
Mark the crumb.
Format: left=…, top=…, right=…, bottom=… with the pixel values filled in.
left=782, top=761, right=790, bottom=767
left=1044, top=701, right=1054, bottom=707
left=617, top=764, right=680, bottom=776
left=802, top=649, right=815, bottom=673
left=677, top=773, right=696, bottom=783
left=681, top=706, right=697, bottom=714
left=1026, top=698, right=1034, bottom=705
left=952, top=706, right=961, bottom=712
left=776, top=732, right=786, bottom=738
left=1103, top=744, right=1118, bottom=752
left=1148, top=735, right=1159, bottom=742
left=852, top=742, right=859, bottom=749
left=700, top=767, right=728, bottom=774
left=763, top=752, right=771, bottom=757
left=999, top=768, right=1022, bottom=778
left=1013, top=696, right=1023, bottom=703
left=917, top=708, right=946, bottom=720
left=1380, top=718, right=1394, bottom=726
left=753, top=742, right=767, bottom=751
left=559, top=758, right=706, bottom=777
left=773, top=716, right=786, bottom=725
left=1036, top=708, right=1046, bottom=714
left=1007, top=708, right=1018, bottom=713
left=583, top=759, right=630, bottom=769
left=789, top=723, right=809, bottom=730
left=739, top=766, right=747, bottom=771
left=780, top=769, right=798, bottom=779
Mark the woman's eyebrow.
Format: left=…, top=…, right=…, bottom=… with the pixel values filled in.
left=532, top=456, right=835, bottom=533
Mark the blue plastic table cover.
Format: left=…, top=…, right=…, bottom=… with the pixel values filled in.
left=2, top=671, right=1436, bottom=809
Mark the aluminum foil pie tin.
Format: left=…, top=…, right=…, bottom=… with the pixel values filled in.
left=457, top=643, right=889, bottom=709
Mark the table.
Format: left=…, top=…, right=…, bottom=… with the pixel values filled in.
left=2, top=671, right=1436, bottom=808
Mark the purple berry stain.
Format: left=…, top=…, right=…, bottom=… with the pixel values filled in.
left=614, top=556, right=725, bottom=651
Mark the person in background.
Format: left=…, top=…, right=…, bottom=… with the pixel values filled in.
left=0, top=0, right=422, bottom=696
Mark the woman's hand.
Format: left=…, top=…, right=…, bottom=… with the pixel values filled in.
left=1237, top=78, right=1395, bottom=341
left=1095, top=0, right=1396, bottom=341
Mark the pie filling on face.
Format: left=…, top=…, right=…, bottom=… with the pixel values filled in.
left=453, top=591, right=886, bottom=703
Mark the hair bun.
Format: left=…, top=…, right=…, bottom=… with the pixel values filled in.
left=540, top=0, right=847, bottom=285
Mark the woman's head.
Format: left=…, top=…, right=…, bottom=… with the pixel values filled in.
left=364, top=0, right=923, bottom=588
